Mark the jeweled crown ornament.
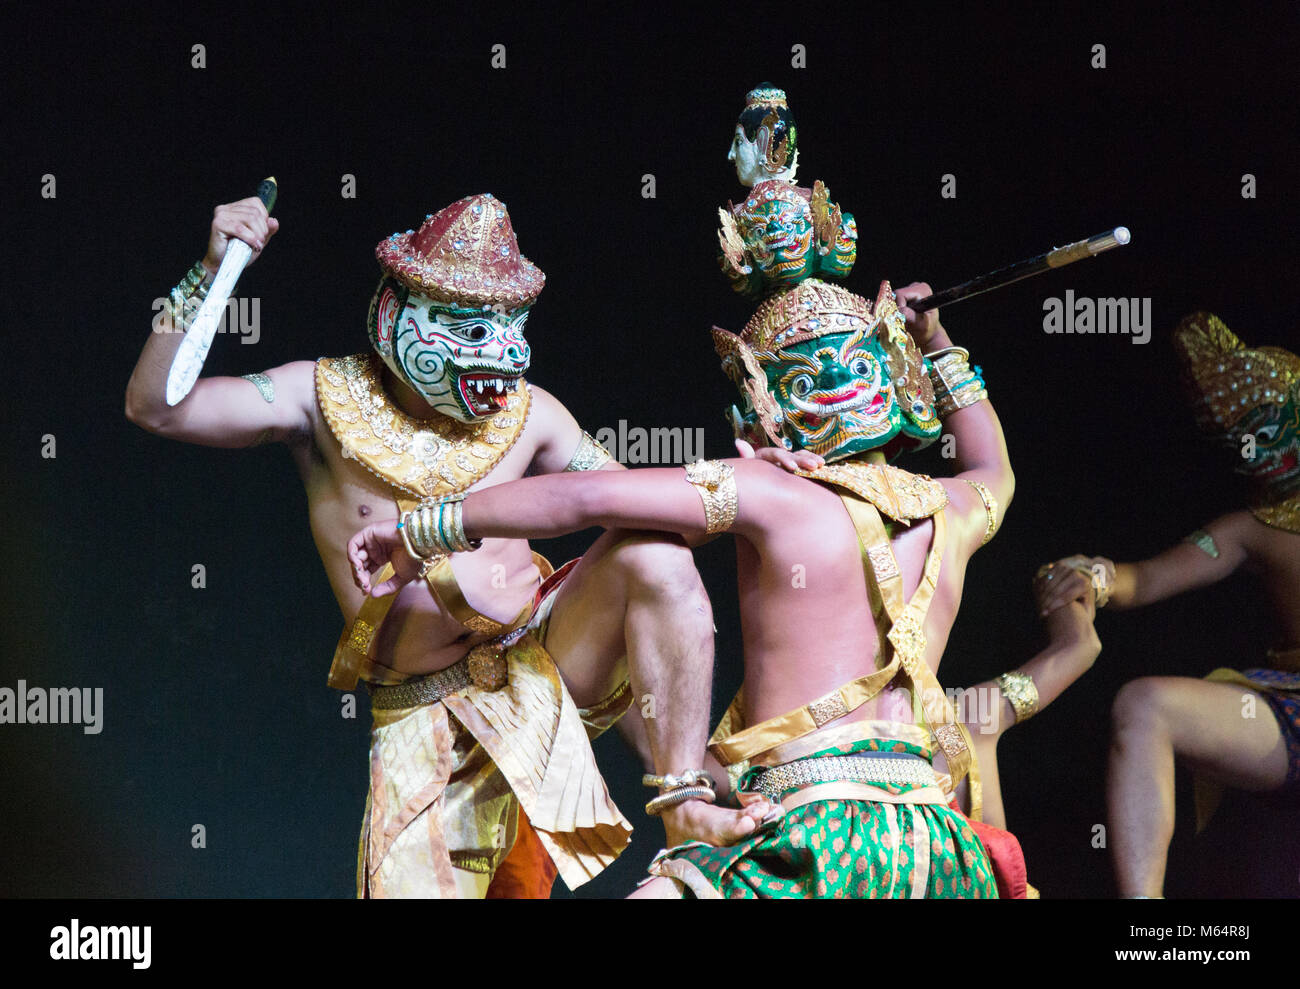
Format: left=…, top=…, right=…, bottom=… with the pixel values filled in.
left=367, top=194, right=542, bottom=422
left=713, top=278, right=941, bottom=462
left=376, top=193, right=545, bottom=308
left=1173, top=312, right=1300, bottom=512
left=719, top=84, right=858, bottom=299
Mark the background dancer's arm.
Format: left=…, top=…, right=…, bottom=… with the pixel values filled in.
left=124, top=197, right=313, bottom=447
left=969, top=583, right=1101, bottom=741
left=1037, top=513, right=1250, bottom=614
left=896, top=282, right=1015, bottom=561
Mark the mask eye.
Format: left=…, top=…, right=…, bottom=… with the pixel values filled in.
left=1255, top=424, right=1279, bottom=442
left=791, top=374, right=814, bottom=397
left=465, top=324, right=489, bottom=342
left=849, top=356, right=871, bottom=376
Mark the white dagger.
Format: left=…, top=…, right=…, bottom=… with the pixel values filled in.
left=165, top=177, right=278, bottom=406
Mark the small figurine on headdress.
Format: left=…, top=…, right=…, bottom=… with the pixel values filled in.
left=717, top=85, right=858, bottom=298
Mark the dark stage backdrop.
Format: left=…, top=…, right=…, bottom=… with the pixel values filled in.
left=2, top=3, right=1297, bottom=898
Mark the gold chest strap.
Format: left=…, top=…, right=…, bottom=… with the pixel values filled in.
left=838, top=494, right=981, bottom=820
left=326, top=491, right=552, bottom=691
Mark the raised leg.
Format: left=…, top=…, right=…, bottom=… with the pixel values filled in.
left=543, top=529, right=765, bottom=846
left=1108, top=675, right=1289, bottom=897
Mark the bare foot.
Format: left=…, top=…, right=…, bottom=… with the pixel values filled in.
left=659, top=798, right=777, bottom=848
left=627, top=876, right=684, bottom=899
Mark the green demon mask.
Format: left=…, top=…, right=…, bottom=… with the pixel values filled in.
left=714, top=279, right=941, bottom=462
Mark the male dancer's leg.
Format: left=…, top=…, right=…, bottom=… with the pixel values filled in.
left=543, top=529, right=761, bottom=847
left=1108, top=676, right=1289, bottom=896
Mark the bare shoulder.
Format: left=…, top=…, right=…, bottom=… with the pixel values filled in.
left=1207, top=509, right=1261, bottom=548
left=1228, top=507, right=1300, bottom=558
left=274, top=359, right=320, bottom=396
left=732, top=458, right=842, bottom=533
left=523, top=379, right=575, bottom=433
left=271, top=359, right=322, bottom=425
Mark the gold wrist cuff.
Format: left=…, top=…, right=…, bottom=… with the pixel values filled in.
left=684, top=460, right=738, bottom=534
left=996, top=671, right=1039, bottom=724
left=565, top=430, right=614, bottom=471
left=645, top=785, right=717, bottom=816
left=642, top=769, right=717, bottom=792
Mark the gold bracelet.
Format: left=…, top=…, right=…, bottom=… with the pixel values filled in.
left=684, top=460, right=738, bottom=534
left=642, top=770, right=716, bottom=792
left=996, top=671, right=1039, bottom=724
left=962, top=479, right=999, bottom=545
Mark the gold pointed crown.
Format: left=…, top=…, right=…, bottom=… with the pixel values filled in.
left=1173, top=312, right=1299, bottom=431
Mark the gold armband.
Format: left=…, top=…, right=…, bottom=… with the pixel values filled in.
left=241, top=371, right=275, bottom=403
left=962, top=479, right=999, bottom=545
left=996, top=671, right=1039, bottom=724
left=1184, top=528, right=1220, bottom=559
left=684, top=460, right=738, bottom=534
left=565, top=430, right=613, bottom=471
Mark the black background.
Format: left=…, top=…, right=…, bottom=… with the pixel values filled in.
left=2, top=1, right=1297, bottom=899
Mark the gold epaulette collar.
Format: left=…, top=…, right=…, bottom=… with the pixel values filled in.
left=315, top=354, right=531, bottom=501
left=796, top=460, right=948, bottom=523
left=1252, top=492, right=1300, bottom=536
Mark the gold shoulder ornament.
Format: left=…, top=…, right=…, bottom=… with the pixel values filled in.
left=795, top=461, right=948, bottom=524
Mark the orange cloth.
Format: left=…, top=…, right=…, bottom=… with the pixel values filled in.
left=486, top=808, right=559, bottom=899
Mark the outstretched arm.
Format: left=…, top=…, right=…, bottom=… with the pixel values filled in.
left=1036, top=512, right=1250, bottom=614
left=349, top=459, right=785, bottom=595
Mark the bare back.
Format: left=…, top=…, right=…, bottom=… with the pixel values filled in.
left=733, top=465, right=980, bottom=728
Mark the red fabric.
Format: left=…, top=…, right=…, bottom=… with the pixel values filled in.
left=485, top=807, right=558, bottom=899
left=949, top=801, right=1028, bottom=899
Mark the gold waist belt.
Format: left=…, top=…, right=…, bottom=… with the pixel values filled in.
left=746, top=753, right=935, bottom=800
left=367, top=628, right=532, bottom=711
left=367, top=660, right=472, bottom=710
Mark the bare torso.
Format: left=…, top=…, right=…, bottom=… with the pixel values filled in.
left=1238, top=511, right=1300, bottom=647
left=291, top=365, right=552, bottom=676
